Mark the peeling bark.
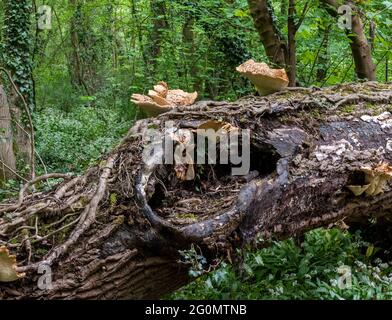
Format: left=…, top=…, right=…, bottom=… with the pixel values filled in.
left=0, top=82, right=392, bottom=299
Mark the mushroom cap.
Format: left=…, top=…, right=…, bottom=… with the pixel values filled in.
left=236, top=59, right=289, bottom=96
left=131, top=83, right=198, bottom=117
left=166, top=90, right=198, bottom=106
left=153, top=82, right=169, bottom=98
left=131, top=94, right=172, bottom=117
left=148, top=90, right=171, bottom=106
left=0, top=246, right=25, bottom=282
left=373, top=163, right=392, bottom=178
left=347, top=163, right=392, bottom=196
left=197, top=120, right=238, bottom=133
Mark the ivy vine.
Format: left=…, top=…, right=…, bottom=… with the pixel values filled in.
left=1, top=0, right=34, bottom=111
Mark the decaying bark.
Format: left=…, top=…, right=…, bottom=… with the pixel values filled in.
left=0, top=82, right=392, bottom=299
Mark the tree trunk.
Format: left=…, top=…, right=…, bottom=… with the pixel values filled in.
left=148, top=0, right=169, bottom=69
left=247, top=0, right=286, bottom=68
left=182, top=10, right=200, bottom=92
left=0, top=82, right=392, bottom=299
left=348, top=6, right=376, bottom=80
left=321, top=0, right=376, bottom=81
left=0, top=85, right=16, bottom=182
left=316, top=23, right=331, bottom=83
left=287, top=0, right=297, bottom=86
left=69, top=0, right=90, bottom=94
left=2, top=0, right=34, bottom=171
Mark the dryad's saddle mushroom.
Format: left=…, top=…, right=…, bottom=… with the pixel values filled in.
left=347, top=163, right=392, bottom=196
left=0, top=246, right=25, bottom=282
left=131, top=82, right=198, bottom=117
left=236, top=59, right=289, bottom=96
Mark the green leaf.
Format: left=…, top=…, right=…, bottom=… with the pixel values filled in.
left=365, top=245, right=374, bottom=258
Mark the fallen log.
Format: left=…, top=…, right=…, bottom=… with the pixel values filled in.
left=0, top=82, right=392, bottom=299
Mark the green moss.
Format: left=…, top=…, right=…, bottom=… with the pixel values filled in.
left=342, top=105, right=355, bottom=114
left=177, top=213, right=198, bottom=220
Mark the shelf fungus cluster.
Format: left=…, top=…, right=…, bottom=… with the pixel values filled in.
left=131, top=82, right=198, bottom=117
left=172, top=120, right=239, bottom=181
left=0, top=246, right=25, bottom=282
left=347, top=163, right=392, bottom=196
left=236, top=59, right=289, bottom=96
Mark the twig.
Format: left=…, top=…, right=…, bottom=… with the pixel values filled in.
left=0, top=159, right=28, bottom=182
left=18, top=173, right=73, bottom=207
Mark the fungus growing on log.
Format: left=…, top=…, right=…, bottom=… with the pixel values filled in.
left=236, top=59, right=289, bottom=96
left=0, top=247, right=25, bottom=282
left=131, top=81, right=198, bottom=117
left=347, top=163, right=392, bottom=196
left=171, top=121, right=240, bottom=181
left=0, top=83, right=392, bottom=299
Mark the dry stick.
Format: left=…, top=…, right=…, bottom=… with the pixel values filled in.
left=54, top=176, right=83, bottom=200
left=11, top=118, right=48, bottom=179
left=0, top=173, right=73, bottom=215
left=22, top=230, right=32, bottom=264
left=0, top=67, right=36, bottom=180
left=31, top=217, right=81, bottom=245
left=0, top=159, right=28, bottom=182
left=18, top=173, right=73, bottom=207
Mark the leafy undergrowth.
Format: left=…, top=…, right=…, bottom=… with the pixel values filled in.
left=171, top=229, right=392, bottom=300
left=0, top=105, right=131, bottom=202
left=35, top=106, right=130, bottom=173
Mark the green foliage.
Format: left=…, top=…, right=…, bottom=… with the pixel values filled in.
left=34, top=105, right=129, bottom=173
left=0, top=0, right=391, bottom=301
left=171, top=229, right=392, bottom=300
left=1, top=0, right=34, bottom=109
left=179, top=244, right=209, bottom=278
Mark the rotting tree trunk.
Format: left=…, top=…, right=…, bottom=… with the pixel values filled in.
left=1, top=83, right=392, bottom=299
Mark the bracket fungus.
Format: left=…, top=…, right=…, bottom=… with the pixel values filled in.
left=236, top=59, right=289, bottom=96
left=0, top=246, right=25, bottom=282
left=131, top=82, right=198, bottom=117
left=171, top=121, right=239, bottom=181
left=347, top=163, right=392, bottom=196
